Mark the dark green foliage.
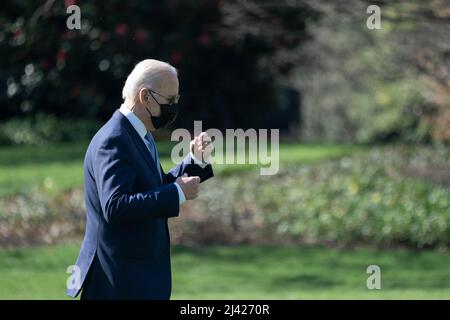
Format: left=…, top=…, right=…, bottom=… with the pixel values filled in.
left=0, top=0, right=313, bottom=130
left=0, top=114, right=101, bottom=145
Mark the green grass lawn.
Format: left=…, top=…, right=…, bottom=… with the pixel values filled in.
left=0, top=142, right=366, bottom=197
left=0, top=244, right=448, bottom=299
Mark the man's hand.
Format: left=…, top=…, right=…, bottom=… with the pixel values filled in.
left=176, top=173, right=200, bottom=200
left=190, top=132, right=214, bottom=163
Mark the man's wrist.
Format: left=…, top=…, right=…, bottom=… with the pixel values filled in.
left=174, top=182, right=186, bottom=204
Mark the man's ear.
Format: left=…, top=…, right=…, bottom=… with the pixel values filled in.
left=138, top=88, right=149, bottom=105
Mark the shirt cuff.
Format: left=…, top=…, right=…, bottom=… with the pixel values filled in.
left=174, top=182, right=186, bottom=205
left=190, top=152, right=209, bottom=169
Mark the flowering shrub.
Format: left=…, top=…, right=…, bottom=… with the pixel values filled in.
left=1, top=145, right=449, bottom=249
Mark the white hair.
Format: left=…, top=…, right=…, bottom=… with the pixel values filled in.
left=122, top=59, right=178, bottom=103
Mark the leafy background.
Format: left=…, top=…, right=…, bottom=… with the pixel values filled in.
left=0, top=0, right=449, bottom=299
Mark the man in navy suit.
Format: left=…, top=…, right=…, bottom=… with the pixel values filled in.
left=67, top=59, right=214, bottom=300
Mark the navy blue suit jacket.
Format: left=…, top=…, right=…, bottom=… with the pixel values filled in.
left=66, top=110, right=213, bottom=299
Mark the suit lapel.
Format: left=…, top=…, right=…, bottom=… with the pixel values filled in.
left=113, top=110, right=163, bottom=186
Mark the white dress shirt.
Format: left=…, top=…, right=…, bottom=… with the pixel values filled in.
left=119, top=105, right=188, bottom=204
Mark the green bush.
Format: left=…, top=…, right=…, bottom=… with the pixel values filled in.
left=1, top=145, right=449, bottom=249
left=256, top=160, right=450, bottom=248
left=0, top=188, right=85, bottom=246
left=347, top=80, right=431, bottom=143
left=0, top=114, right=101, bottom=146
left=186, top=145, right=450, bottom=249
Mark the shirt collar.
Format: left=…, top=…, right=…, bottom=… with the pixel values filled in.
left=119, top=104, right=147, bottom=140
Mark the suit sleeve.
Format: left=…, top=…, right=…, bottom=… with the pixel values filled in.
left=163, top=154, right=214, bottom=184
left=94, top=135, right=179, bottom=224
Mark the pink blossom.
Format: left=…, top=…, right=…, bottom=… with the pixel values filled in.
left=65, top=0, right=76, bottom=7
left=134, top=29, right=148, bottom=44
left=40, top=59, right=51, bottom=70
left=13, top=29, right=22, bottom=39
left=170, top=52, right=183, bottom=65
left=197, top=33, right=210, bottom=45
left=115, top=23, right=129, bottom=36
left=56, top=49, right=66, bottom=62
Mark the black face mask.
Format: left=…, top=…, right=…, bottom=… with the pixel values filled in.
left=145, top=89, right=180, bottom=129
left=145, top=103, right=179, bottom=129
